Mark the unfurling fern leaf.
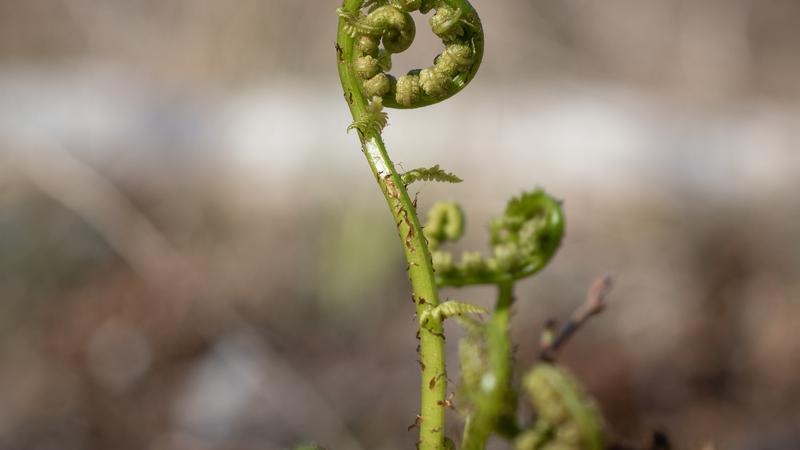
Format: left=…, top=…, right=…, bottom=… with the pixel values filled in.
left=517, top=363, right=604, bottom=450
left=401, top=164, right=463, bottom=185
left=423, top=201, right=465, bottom=249
left=434, top=189, right=565, bottom=287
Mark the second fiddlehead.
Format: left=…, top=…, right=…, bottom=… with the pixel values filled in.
left=423, top=192, right=564, bottom=449
left=516, top=364, right=605, bottom=450
left=425, top=191, right=566, bottom=288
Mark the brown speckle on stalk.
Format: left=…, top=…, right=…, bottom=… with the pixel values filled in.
left=407, top=415, right=423, bottom=431
left=437, top=392, right=455, bottom=410
left=335, top=42, right=344, bottom=62
left=429, top=373, right=445, bottom=389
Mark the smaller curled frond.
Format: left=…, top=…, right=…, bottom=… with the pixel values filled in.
left=419, top=301, right=487, bottom=329
left=434, top=189, right=565, bottom=287
left=401, top=164, right=463, bottom=185
left=518, top=363, right=604, bottom=450
left=423, top=201, right=465, bottom=250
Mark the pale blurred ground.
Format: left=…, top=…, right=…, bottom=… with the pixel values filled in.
left=1, top=1, right=799, bottom=450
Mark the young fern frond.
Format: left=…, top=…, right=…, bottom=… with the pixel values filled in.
left=341, top=0, right=484, bottom=110
left=401, top=164, right=463, bottom=185
left=423, top=201, right=465, bottom=250
left=432, top=189, right=566, bottom=287
left=419, top=301, right=487, bottom=329
left=517, top=363, right=605, bottom=450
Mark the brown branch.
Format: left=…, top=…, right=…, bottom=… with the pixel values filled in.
left=540, top=275, right=613, bottom=361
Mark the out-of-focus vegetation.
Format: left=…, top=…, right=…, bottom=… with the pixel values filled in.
left=1, top=1, right=799, bottom=449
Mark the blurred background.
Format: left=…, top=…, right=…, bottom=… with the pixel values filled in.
left=1, top=1, right=799, bottom=449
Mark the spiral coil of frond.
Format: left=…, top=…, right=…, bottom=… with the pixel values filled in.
left=339, top=0, right=484, bottom=116
left=424, top=190, right=565, bottom=287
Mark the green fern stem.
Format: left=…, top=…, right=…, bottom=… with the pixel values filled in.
left=337, top=3, right=445, bottom=449
left=338, top=1, right=484, bottom=447
left=461, top=280, right=515, bottom=450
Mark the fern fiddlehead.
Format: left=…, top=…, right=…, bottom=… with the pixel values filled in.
left=516, top=364, right=605, bottom=450
left=336, top=2, right=484, bottom=449
left=339, top=0, right=483, bottom=110
left=426, top=190, right=565, bottom=288
left=423, top=191, right=564, bottom=449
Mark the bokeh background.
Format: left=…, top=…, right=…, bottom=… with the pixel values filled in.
left=1, top=1, right=799, bottom=449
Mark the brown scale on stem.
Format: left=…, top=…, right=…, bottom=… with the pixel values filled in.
left=429, top=372, right=445, bottom=390
left=384, top=174, right=400, bottom=200
left=406, top=226, right=416, bottom=253
left=437, top=392, right=455, bottom=410
left=408, top=415, right=423, bottom=432
left=335, top=42, right=344, bottom=62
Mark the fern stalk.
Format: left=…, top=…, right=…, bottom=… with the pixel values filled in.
left=337, top=2, right=447, bottom=448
